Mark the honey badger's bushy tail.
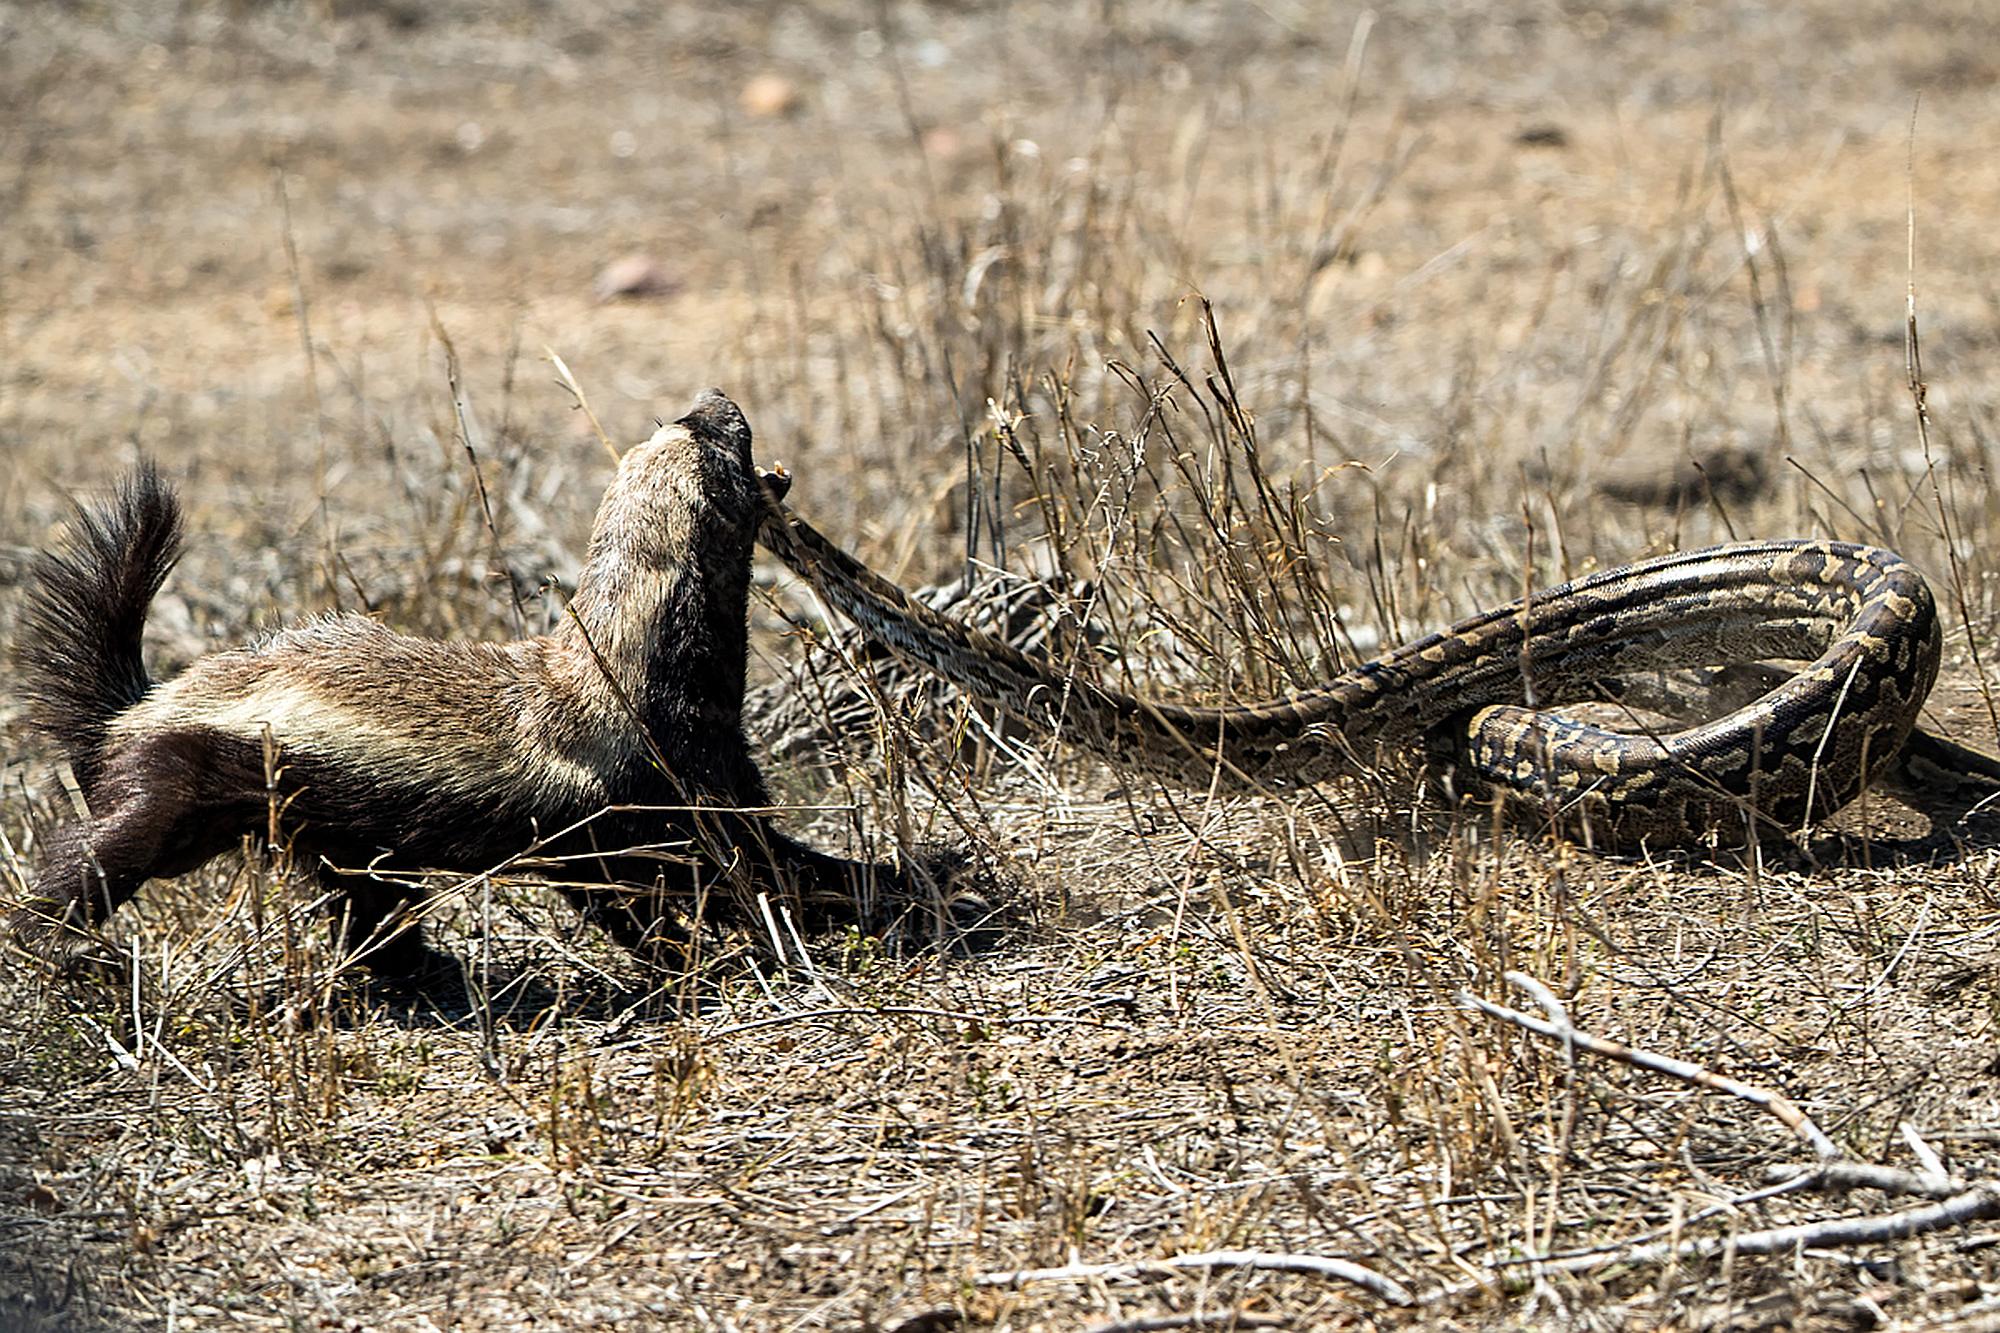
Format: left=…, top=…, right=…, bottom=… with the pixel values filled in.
left=16, top=464, right=183, bottom=788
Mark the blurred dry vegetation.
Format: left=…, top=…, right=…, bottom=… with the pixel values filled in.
left=6, top=1, right=2000, bottom=1328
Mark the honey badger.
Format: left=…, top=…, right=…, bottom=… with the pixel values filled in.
left=9, top=389, right=905, bottom=981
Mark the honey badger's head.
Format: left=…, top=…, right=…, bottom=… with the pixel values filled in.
left=587, top=388, right=788, bottom=569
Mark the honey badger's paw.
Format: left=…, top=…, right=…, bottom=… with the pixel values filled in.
left=871, top=843, right=1016, bottom=957
left=4, top=895, right=124, bottom=987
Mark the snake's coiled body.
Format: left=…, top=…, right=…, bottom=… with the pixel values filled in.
left=759, top=493, right=1954, bottom=844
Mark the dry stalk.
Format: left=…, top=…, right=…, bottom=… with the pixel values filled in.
left=1454, top=970, right=2000, bottom=1295
left=1086, top=1314, right=1290, bottom=1333
left=977, top=1248, right=1415, bottom=1308
left=1463, top=970, right=1840, bottom=1160
left=1903, top=125, right=2000, bottom=745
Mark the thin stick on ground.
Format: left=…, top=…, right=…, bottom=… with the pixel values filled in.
left=1474, top=1184, right=2000, bottom=1283
left=1461, top=970, right=1841, bottom=1161
left=1905, top=104, right=2000, bottom=747
left=1087, top=1314, right=1291, bottom=1333
left=1449, top=969, right=2000, bottom=1296
left=977, top=1249, right=1416, bottom=1308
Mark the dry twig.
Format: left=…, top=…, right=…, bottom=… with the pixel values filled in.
left=1461, top=970, right=1840, bottom=1160
left=1454, top=971, right=2000, bottom=1289
left=1087, top=1314, right=1292, bottom=1333
left=977, top=1249, right=1415, bottom=1308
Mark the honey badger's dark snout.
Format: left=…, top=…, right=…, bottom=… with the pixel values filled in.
left=678, top=386, right=751, bottom=457
left=8, top=389, right=903, bottom=983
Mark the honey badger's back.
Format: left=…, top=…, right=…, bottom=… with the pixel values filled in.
left=19, top=477, right=630, bottom=820
left=108, top=620, right=624, bottom=816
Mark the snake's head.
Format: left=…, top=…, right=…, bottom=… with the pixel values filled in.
left=755, top=460, right=792, bottom=505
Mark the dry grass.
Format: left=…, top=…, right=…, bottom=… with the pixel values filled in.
left=8, top=1, right=2000, bottom=1329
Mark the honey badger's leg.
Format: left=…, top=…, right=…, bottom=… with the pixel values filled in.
left=15, top=724, right=446, bottom=983
left=702, top=809, right=908, bottom=927
left=756, top=825, right=904, bottom=919
left=569, top=878, right=698, bottom=958
left=12, top=731, right=242, bottom=960
left=549, top=810, right=902, bottom=955
left=312, top=866, right=460, bottom=984
left=541, top=821, right=727, bottom=959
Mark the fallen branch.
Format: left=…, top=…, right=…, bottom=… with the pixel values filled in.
left=977, top=1249, right=1414, bottom=1308
left=1460, top=971, right=1840, bottom=1161
left=1513, top=1184, right=2000, bottom=1276
left=1449, top=970, right=2000, bottom=1292
left=1764, top=1160, right=1963, bottom=1201
left=1086, top=1313, right=1291, bottom=1333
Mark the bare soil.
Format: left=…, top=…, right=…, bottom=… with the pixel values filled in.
left=8, top=2, right=2000, bottom=1329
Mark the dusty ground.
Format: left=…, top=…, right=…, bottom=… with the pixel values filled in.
left=7, top=1, right=2000, bottom=1329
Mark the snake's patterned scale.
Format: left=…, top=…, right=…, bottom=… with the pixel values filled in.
left=758, top=490, right=1947, bottom=844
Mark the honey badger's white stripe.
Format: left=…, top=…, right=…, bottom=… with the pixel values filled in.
left=77, top=434, right=737, bottom=823
left=108, top=624, right=627, bottom=805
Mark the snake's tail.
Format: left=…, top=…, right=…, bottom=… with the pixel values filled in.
left=1880, top=727, right=2000, bottom=808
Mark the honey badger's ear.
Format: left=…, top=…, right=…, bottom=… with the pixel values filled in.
left=677, top=388, right=750, bottom=455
